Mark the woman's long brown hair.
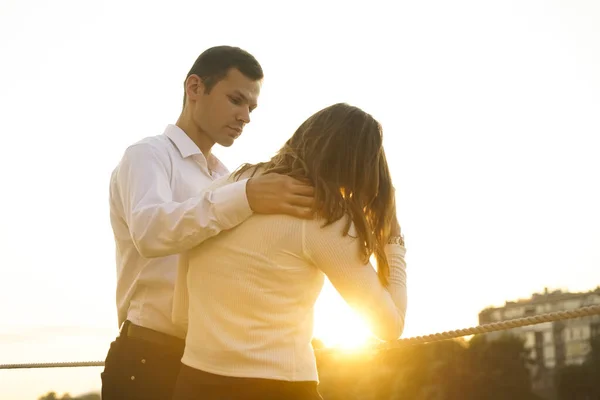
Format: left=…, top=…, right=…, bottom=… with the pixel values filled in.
left=234, top=103, right=396, bottom=285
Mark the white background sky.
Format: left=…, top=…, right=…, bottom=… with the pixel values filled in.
left=1, top=0, right=599, bottom=398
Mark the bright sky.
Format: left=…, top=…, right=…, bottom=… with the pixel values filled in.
left=1, top=0, right=599, bottom=399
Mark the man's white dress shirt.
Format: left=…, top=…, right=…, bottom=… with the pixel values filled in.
left=109, top=124, right=252, bottom=338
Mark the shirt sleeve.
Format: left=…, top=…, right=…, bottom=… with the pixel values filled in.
left=302, top=218, right=408, bottom=341
left=115, top=142, right=253, bottom=258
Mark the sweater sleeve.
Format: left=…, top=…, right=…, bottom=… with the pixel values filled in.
left=302, top=218, right=407, bottom=341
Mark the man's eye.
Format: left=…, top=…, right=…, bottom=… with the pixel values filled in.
left=229, top=96, right=242, bottom=105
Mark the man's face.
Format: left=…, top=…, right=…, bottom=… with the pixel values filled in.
left=192, top=68, right=261, bottom=148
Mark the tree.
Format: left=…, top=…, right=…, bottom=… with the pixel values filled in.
left=555, top=335, right=600, bottom=400
left=38, top=392, right=99, bottom=400
left=314, top=334, right=539, bottom=400
left=555, top=364, right=592, bottom=400
left=466, top=334, right=539, bottom=400
left=38, top=393, right=61, bottom=400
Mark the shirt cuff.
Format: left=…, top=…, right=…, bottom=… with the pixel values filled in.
left=210, top=178, right=253, bottom=229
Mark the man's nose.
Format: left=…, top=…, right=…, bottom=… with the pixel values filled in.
left=237, top=107, right=251, bottom=124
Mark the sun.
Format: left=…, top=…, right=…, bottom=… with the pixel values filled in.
left=313, top=281, right=373, bottom=350
left=314, top=318, right=371, bottom=350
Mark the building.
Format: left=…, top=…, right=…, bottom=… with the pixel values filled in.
left=478, top=287, right=600, bottom=399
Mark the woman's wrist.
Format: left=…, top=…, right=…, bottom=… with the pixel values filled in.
left=387, top=234, right=404, bottom=246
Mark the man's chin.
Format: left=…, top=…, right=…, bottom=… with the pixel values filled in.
left=217, top=137, right=235, bottom=147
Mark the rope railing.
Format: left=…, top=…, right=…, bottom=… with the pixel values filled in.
left=0, top=361, right=105, bottom=370
left=380, top=304, right=600, bottom=348
left=2, top=304, right=600, bottom=370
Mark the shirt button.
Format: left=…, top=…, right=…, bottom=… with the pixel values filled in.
left=141, top=359, right=146, bottom=364
left=130, top=376, right=135, bottom=381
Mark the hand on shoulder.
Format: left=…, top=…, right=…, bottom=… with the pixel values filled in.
left=246, top=173, right=315, bottom=219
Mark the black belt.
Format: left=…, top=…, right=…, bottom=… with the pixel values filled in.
left=120, top=320, right=185, bottom=354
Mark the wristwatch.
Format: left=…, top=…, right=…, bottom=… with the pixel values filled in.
left=387, top=235, right=404, bottom=246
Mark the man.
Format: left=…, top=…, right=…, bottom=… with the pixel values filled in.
left=102, top=46, right=315, bottom=400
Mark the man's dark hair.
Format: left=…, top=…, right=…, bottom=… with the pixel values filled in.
left=183, top=46, right=263, bottom=106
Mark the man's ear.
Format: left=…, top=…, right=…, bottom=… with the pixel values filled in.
left=185, top=74, right=205, bottom=101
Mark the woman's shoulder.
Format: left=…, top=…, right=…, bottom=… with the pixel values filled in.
left=304, top=214, right=358, bottom=243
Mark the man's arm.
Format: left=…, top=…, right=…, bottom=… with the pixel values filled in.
left=116, top=143, right=314, bottom=258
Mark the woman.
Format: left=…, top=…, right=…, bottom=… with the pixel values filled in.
left=172, top=103, right=407, bottom=400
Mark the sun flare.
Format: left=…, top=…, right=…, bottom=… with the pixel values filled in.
left=313, top=281, right=373, bottom=350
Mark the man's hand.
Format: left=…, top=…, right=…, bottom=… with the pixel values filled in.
left=246, top=173, right=315, bottom=219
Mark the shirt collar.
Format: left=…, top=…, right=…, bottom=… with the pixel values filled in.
left=164, top=124, right=201, bottom=159
left=163, top=124, right=230, bottom=176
